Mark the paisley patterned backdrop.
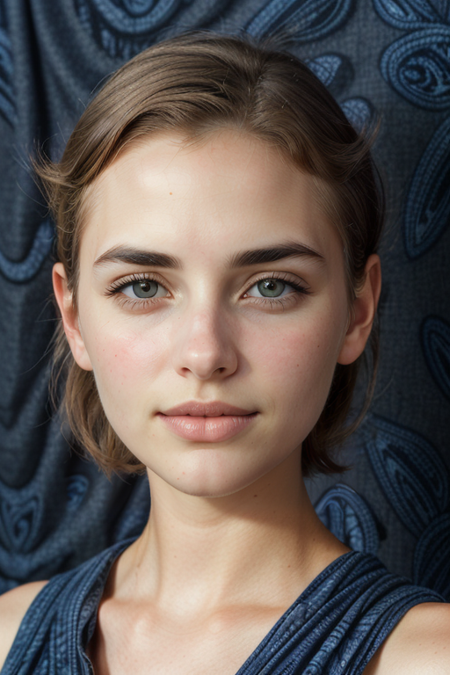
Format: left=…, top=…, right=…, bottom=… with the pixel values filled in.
left=0, top=0, right=449, bottom=598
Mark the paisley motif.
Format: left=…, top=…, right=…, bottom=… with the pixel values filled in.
left=0, top=220, right=54, bottom=282
left=314, top=483, right=380, bottom=554
left=340, top=97, right=373, bottom=133
left=73, top=0, right=229, bottom=59
left=305, top=53, right=353, bottom=97
left=365, top=416, right=449, bottom=537
left=66, top=475, right=89, bottom=512
left=381, top=27, right=450, bottom=110
left=75, top=0, right=183, bottom=34
left=421, top=315, right=450, bottom=400
left=413, top=513, right=450, bottom=599
left=0, top=26, right=15, bottom=126
left=403, top=114, right=450, bottom=258
left=245, top=0, right=353, bottom=42
left=373, top=0, right=449, bottom=30
left=305, top=54, right=343, bottom=86
left=0, top=488, right=43, bottom=554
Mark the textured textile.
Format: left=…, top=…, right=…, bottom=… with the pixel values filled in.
left=2, top=541, right=444, bottom=675
left=0, top=0, right=449, bottom=595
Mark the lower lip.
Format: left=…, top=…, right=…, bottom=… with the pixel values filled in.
left=157, top=413, right=258, bottom=442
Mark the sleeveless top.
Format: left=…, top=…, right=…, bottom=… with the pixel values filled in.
left=2, top=539, right=444, bottom=675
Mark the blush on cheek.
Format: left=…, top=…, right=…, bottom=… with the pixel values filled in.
left=93, top=328, right=164, bottom=376
left=87, top=327, right=167, bottom=427
left=252, top=320, right=340, bottom=422
left=249, top=324, right=318, bottom=379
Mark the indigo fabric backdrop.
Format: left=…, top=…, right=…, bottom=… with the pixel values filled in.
left=0, top=0, right=449, bottom=597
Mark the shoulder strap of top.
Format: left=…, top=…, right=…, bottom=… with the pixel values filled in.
left=237, top=551, right=443, bottom=675
left=2, top=538, right=132, bottom=675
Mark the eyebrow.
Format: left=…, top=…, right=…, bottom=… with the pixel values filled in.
left=93, top=241, right=325, bottom=270
left=228, top=242, right=325, bottom=267
left=94, top=246, right=180, bottom=269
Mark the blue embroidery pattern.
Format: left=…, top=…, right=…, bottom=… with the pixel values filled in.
left=315, top=483, right=380, bottom=554
left=74, top=0, right=229, bottom=60
left=365, top=415, right=449, bottom=537
left=413, top=513, right=450, bottom=597
left=245, top=0, right=353, bottom=41
left=421, top=315, right=450, bottom=400
left=373, top=0, right=450, bottom=31
left=77, top=0, right=183, bottom=35
left=305, top=55, right=374, bottom=131
left=403, top=114, right=450, bottom=258
left=0, top=482, right=44, bottom=555
left=305, top=54, right=344, bottom=86
left=365, top=416, right=450, bottom=596
left=380, top=26, right=450, bottom=110
left=374, top=1, right=450, bottom=256
left=0, top=220, right=54, bottom=282
left=66, top=475, right=89, bottom=513
left=340, top=97, right=373, bottom=132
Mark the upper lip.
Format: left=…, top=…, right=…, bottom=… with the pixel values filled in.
left=160, top=401, right=256, bottom=416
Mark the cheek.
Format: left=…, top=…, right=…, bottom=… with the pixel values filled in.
left=82, top=321, right=168, bottom=420
left=247, top=310, right=344, bottom=414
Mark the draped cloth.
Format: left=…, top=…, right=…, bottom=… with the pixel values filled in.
left=2, top=541, right=443, bottom=675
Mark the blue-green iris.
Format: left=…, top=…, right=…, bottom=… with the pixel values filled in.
left=132, top=280, right=159, bottom=298
left=258, top=279, right=285, bottom=297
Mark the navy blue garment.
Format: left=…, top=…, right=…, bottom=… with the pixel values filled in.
left=2, top=541, right=443, bottom=675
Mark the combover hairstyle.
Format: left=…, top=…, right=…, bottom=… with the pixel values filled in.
left=38, top=31, right=384, bottom=478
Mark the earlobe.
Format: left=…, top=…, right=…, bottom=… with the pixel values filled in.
left=337, top=254, right=382, bottom=366
left=52, top=263, right=93, bottom=371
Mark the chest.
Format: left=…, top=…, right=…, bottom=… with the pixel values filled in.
left=86, top=602, right=286, bottom=675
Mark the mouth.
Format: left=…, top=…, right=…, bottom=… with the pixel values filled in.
left=157, top=401, right=258, bottom=442
left=160, top=401, right=256, bottom=417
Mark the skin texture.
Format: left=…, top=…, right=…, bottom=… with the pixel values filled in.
left=1, top=130, right=448, bottom=674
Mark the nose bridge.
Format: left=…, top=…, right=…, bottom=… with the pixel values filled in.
left=172, top=294, right=237, bottom=380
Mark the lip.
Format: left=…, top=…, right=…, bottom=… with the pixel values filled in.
left=157, top=401, right=258, bottom=442
left=161, top=401, right=255, bottom=416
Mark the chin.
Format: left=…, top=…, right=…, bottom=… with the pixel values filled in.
left=143, top=444, right=294, bottom=499
left=168, top=472, right=257, bottom=499
left=154, top=455, right=268, bottom=499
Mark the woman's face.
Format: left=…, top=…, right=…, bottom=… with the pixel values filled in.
left=55, top=129, right=372, bottom=497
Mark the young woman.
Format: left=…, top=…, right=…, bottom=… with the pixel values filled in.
left=0, top=32, right=448, bottom=675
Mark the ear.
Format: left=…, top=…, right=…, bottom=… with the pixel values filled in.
left=338, top=254, right=382, bottom=365
left=52, top=263, right=93, bottom=371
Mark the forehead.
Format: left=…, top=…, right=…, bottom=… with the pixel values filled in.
left=79, top=129, right=343, bottom=267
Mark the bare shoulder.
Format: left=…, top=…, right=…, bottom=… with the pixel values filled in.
left=0, top=581, right=48, bottom=670
left=364, top=602, right=450, bottom=675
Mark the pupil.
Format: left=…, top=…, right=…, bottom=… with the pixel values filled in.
left=259, top=279, right=285, bottom=297
left=133, top=280, right=157, bottom=298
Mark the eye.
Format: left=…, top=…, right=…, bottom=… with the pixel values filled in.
left=121, top=279, right=169, bottom=299
left=246, top=278, right=293, bottom=298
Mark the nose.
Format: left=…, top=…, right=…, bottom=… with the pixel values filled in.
left=172, top=306, right=238, bottom=381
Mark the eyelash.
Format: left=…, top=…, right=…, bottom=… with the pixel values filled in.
left=105, top=271, right=311, bottom=310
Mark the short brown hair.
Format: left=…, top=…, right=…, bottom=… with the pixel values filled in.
left=37, top=31, right=384, bottom=478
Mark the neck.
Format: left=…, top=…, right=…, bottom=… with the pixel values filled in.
left=115, top=450, right=348, bottom=614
